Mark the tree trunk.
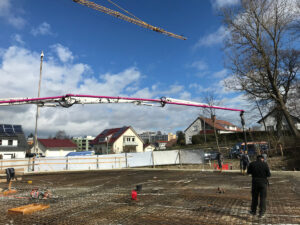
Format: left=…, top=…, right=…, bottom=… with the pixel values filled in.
left=277, top=97, right=300, bottom=138
left=276, top=109, right=283, bottom=138
left=211, top=115, right=220, bottom=152
left=256, top=101, right=272, bottom=150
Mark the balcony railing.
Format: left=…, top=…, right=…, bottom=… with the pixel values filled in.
left=123, top=141, right=138, bottom=146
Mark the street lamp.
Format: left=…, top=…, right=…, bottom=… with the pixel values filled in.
left=33, top=51, right=44, bottom=156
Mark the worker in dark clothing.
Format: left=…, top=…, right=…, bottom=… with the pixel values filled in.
left=241, top=151, right=250, bottom=175
left=247, top=155, right=271, bottom=218
left=216, top=152, right=223, bottom=173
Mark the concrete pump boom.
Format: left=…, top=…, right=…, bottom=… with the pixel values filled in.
left=0, top=94, right=244, bottom=112
left=72, top=0, right=187, bottom=40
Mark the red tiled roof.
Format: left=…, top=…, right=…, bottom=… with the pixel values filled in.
left=199, top=117, right=242, bottom=132
left=38, top=139, right=77, bottom=148
left=90, top=126, right=130, bottom=145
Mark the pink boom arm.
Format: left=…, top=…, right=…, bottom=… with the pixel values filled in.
left=0, top=94, right=244, bottom=112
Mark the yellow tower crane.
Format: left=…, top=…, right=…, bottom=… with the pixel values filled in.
left=73, top=0, right=187, bottom=40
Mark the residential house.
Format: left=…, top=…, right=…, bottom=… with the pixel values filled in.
left=155, top=140, right=168, bottom=150
left=33, top=139, right=77, bottom=157
left=0, top=124, right=28, bottom=159
left=184, top=116, right=241, bottom=144
left=144, top=143, right=156, bottom=152
left=91, top=126, right=144, bottom=154
left=72, top=136, right=95, bottom=151
left=139, top=131, right=172, bottom=143
left=257, top=110, right=300, bottom=131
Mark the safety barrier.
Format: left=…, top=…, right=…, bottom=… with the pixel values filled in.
left=0, top=149, right=204, bottom=173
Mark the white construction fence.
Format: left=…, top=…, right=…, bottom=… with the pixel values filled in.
left=0, top=149, right=204, bottom=173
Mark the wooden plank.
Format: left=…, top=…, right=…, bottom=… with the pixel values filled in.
left=35, top=156, right=125, bottom=161
left=37, top=160, right=126, bottom=165
left=8, top=204, right=50, bottom=215
left=0, top=159, right=30, bottom=163
left=0, top=164, right=30, bottom=168
left=2, top=189, right=17, bottom=195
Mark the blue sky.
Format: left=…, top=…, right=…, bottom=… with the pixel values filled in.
left=0, top=0, right=254, bottom=137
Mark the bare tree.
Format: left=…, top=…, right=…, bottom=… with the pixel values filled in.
left=202, top=92, right=222, bottom=152
left=55, top=130, right=69, bottom=139
left=222, top=0, right=300, bottom=138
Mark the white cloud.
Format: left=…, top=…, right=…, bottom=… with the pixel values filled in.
left=211, top=0, right=239, bottom=9
left=11, top=34, right=25, bottom=45
left=194, top=26, right=229, bottom=48
left=31, top=22, right=53, bottom=36
left=212, top=69, right=228, bottom=78
left=189, top=60, right=208, bottom=71
left=51, top=44, right=74, bottom=63
left=0, top=0, right=26, bottom=29
left=161, top=84, right=184, bottom=95
left=0, top=45, right=205, bottom=137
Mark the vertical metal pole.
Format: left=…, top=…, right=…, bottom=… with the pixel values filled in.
left=204, top=119, right=206, bottom=143
left=240, top=111, right=248, bottom=152
left=152, top=151, right=155, bottom=168
left=32, top=157, right=35, bottom=172
left=106, top=137, right=108, bottom=155
left=179, top=150, right=182, bottom=167
left=33, top=51, right=44, bottom=155
left=66, top=156, right=69, bottom=170
left=97, top=155, right=99, bottom=169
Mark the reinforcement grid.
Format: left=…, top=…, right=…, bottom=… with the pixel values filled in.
left=0, top=170, right=299, bottom=225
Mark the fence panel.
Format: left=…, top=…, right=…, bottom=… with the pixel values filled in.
left=0, top=150, right=205, bottom=173
left=153, top=150, right=180, bottom=165
left=0, top=158, right=30, bottom=173
left=127, top=152, right=152, bottom=167
left=97, top=154, right=126, bottom=169
left=180, top=149, right=204, bottom=164
left=34, top=158, right=67, bottom=172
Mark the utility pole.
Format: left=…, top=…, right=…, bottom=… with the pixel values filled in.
left=240, top=111, right=248, bottom=152
left=33, top=51, right=44, bottom=155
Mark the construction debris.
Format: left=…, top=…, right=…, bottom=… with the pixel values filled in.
left=8, top=204, right=50, bottom=215
left=217, top=187, right=225, bottom=194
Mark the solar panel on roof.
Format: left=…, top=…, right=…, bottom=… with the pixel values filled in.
left=112, top=127, right=127, bottom=139
left=0, top=127, right=4, bottom=133
left=101, top=129, right=109, bottom=135
left=13, top=125, right=22, bottom=133
left=4, top=124, right=12, bottom=129
left=5, top=128, right=14, bottom=133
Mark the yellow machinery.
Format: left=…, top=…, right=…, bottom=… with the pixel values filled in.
left=73, top=0, right=187, bottom=40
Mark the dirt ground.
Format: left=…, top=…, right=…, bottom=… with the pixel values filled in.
left=0, top=169, right=299, bottom=225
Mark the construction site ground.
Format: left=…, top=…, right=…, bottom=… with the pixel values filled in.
left=0, top=169, right=299, bottom=225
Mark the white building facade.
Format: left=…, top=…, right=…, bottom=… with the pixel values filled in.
left=92, top=126, right=144, bottom=154
left=0, top=124, right=28, bottom=159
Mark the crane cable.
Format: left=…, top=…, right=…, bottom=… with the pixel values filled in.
left=106, top=0, right=143, bottom=22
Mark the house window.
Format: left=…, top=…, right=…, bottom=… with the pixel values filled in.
left=132, top=137, right=135, bottom=142
left=193, top=125, right=198, bottom=131
left=267, top=126, right=274, bottom=131
left=0, top=140, right=2, bottom=146
left=8, top=140, right=13, bottom=146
